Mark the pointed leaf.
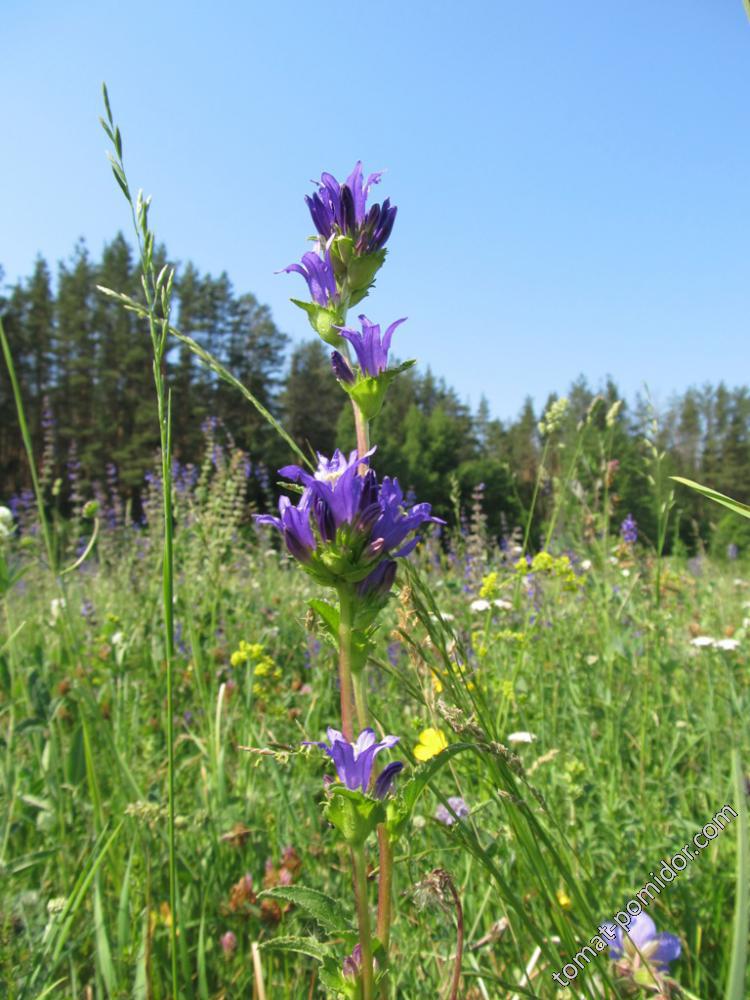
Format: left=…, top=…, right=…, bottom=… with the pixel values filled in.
left=259, top=934, right=332, bottom=963
left=671, top=477, right=750, bottom=520
left=259, top=885, right=351, bottom=933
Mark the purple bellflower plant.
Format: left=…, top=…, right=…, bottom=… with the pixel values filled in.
left=601, top=912, right=681, bottom=974
left=307, top=727, right=403, bottom=799
left=255, top=448, right=441, bottom=593
left=331, top=315, right=415, bottom=421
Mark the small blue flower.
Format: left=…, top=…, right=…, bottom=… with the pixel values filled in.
left=600, top=912, right=681, bottom=972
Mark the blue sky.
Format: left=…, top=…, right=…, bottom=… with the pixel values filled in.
left=3, top=1, right=749, bottom=421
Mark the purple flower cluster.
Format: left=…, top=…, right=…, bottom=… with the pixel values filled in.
left=434, top=796, right=470, bottom=826
left=620, top=513, right=638, bottom=545
left=307, top=727, right=403, bottom=798
left=305, top=162, right=397, bottom=256
left=255, top=449, right=441, bottom=592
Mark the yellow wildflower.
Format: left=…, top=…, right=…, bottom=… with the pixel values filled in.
left=556, top=889, right=572, bottom=910
left=414, top=727, right=448, bottom=761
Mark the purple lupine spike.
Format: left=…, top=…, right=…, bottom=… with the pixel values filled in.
left=337, top=315, right=407, bottom=378
left=620, top=513, right=638, bottom=544
left=282, top=249, right=339, bottom=307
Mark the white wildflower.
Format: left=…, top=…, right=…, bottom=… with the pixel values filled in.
left=470, top=599, right=491, bottom=613
left=50, top=598, right=66, bottom=623
left=690, top=636, right=715, bottom=648
left=714, top=638, right=740, bottom=651
left=507, top=731, right=536, bottom=744
left=493, top=599, right=512, bottom=610
left=580, top=559, right=592, bottom=571
left=0, top=505, right=13, bottom=539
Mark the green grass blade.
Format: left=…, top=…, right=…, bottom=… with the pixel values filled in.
left=724, top=752, right=748, bottom=1000
left=671, top=477, right=750, bottom=520
left=94, top=875, right=119, bottom=996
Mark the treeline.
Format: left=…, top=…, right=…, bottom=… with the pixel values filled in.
left=1, top=235, right=749, bottom=552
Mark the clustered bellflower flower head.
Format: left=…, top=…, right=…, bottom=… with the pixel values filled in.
left=331, top=315, right=415, bottom=420
left=305, top=161, right=397, bottom=259
left=601, top=912, right=681, bottom=982
left=307, top=727, right=404, bottom=799
left=255, top=448, right=442, bottom=596
left=284, top=162, right=398, bottom=346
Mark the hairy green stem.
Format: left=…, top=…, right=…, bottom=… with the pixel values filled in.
left=352, top=848, right=375, bottom=1000
left=351, top=623, right=394, bottom=997
left=354, top=405, right=370, bottom=461
left=376, top=826, right=393, bottom=954
left=352, top=670, right=369, bottom=732
left=337, top=585, right=356, bottom=741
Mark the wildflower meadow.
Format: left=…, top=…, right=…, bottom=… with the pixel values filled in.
left=2, top=54, right=750, bottom=1000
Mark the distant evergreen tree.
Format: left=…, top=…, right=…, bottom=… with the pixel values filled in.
left=282, top=339, right=345, bottom=459
left=2, top=235, right=749, bottom=554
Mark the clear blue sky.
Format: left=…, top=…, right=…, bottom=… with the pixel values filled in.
left=3, top=1, right=749, bottom=421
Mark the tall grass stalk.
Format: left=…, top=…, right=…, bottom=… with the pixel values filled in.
left=99, top=84, right=180, bottom=997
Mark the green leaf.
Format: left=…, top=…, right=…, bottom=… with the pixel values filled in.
left=725, top=752, right=748, bottom=1000
left=259, top=885, right=351, bottom=932
left=325, top=786, right=385, bottom=846
left=259, top=935, right=332, bottom=963
left=309, top=598, right=340, bottom=638
left=671, top=477, right=750, bottom=520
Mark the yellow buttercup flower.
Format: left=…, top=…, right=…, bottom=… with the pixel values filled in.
left=414, top=727, right=448, bottom=761
left=556, top=889, right=572, bottom=910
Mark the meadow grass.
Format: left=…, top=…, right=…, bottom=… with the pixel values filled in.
left=0, top=469, right=747, bottom=997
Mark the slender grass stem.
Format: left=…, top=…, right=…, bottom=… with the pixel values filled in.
left=0, top=317, right=56, bottom=573
left=99, top=86, right=180, bottom=996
